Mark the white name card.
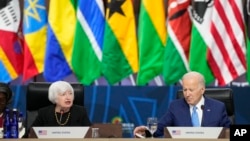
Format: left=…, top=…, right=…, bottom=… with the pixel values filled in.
left=166, top=127, right=223, bottom=139
left=33, top=127, right=89, bottom=138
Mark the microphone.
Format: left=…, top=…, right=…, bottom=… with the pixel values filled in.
left=200, top=105, right=204, bottom=126
left=60, top=109, right=64, bottom=122
left=201, top=105, right=204, bottom=110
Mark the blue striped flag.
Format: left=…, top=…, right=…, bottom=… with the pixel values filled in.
left=71, top=0, right=105, bottom=85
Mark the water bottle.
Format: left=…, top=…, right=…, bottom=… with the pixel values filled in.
left=10, top=108, right=18, bottom=138
left=18, top=112, right=23, bottom=131
left=3, top=108, right=11, bottom=138
left=122, top=123, right=134, bottom=138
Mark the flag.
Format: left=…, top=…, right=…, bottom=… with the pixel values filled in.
left=0, top=61, right=12, bottom=82
left=162, top=0, right=191, bottom=84
left=44, top=0, right=77, bottom=82
left=244, top=0, right=250, bottom=83
left=0, top=46, right=18, bottom=82
left=137, top=0, right=166, bottom=85
left=23, top=0, right=47, bottom=82
left=72, top=0, right=105, bottom=85
left=210, top=0, right=246, bottom=85
left=172, top=130, right=181, bottom=135
left=192, top=0, right=246, bottom=85
left=0, top=0, right=23, bottom=82
left=102, top=0, right=138, bottom=84
left=189, top=0, right=215, bottom=84
left=38, top=130, right=47, bottom=135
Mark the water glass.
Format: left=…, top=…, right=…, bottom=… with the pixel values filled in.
left=0, top=130, right=3, bottom=138
left=147, top=117, right=158, bottom=135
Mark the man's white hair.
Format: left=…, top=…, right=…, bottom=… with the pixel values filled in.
left=182, top=71, right=205, bottom=87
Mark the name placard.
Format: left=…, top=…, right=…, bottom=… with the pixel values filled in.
left=166, top=127, right=223, bottom=139
left=32, top=127, right=89, bottom=138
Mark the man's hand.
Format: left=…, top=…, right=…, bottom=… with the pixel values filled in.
left=133, top=126, right=148, bottom=138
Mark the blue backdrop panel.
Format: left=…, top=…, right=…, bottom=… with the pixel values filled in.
left=233, top=87, right=250, bottom=124
left=8, top=85, right=250, bottom=136
left=9, top=85, right=26, bottom=116
left=84, top=86, right=179, bottom=126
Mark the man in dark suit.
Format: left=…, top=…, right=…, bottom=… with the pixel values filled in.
left=134, top=71, right=231, bottom=137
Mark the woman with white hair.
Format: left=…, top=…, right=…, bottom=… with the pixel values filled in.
left=30, top=81, right=91, bottom=127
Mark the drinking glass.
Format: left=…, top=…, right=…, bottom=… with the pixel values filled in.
left=147, top=117, right=158, bottom=137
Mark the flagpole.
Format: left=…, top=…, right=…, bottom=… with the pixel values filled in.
left=129, top=74, right=136, bottom=86
left=154, top=76, right=163, bottom=86
left=94, top=80, right=99, bottom=86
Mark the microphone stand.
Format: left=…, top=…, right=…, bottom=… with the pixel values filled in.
left=59, top=110, right=64, bottom=123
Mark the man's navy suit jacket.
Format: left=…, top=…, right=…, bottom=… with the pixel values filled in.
left=154, top=96, right=231, bottom=137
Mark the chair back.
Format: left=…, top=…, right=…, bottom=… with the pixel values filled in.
left=26, top=82, right=84, bottom=130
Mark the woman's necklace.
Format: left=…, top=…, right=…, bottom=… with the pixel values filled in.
left=55, top=111, right=71, bottom=126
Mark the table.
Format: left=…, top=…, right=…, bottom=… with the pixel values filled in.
left=3, top=138, right=230, bottom=141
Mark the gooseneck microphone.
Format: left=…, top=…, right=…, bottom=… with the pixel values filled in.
left=201, top=105, right=204, bottom=110
left=200, top=105, right=204, bottom=126
left=60, top=109, right=64, bottom=122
